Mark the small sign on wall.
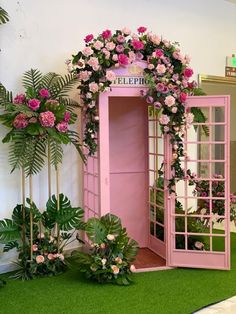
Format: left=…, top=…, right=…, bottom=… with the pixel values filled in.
left=225, top=55, right=236, bottom=77
left=225, top=66, right=236, bottom=78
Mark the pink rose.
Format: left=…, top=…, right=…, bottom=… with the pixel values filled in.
left=171, top=107, right=178, bottom=113
left=137, top=26, right=147, bottom=33
left=105, top=41, right=115, bottom=51
left=156, top=64, right=166, bottom=75
left=155, top=49, right=164, bottom=58
left=32, top=244, right=38, bottom=252
left=39, top=89, right=50, bottom=99
left=194, top=241, right=204, bottom=250
left=112, top=54, right=118, bottom=61
left=116, top=45, right=124, bottom=53
left=117, top=35, right=125, bottom=43
left=100, top=243, right=106, bottom=249
left=111, top=265, right=119, bottom=275
left=36, top=255, right=45, bottom=264
left=87, top=57, right=99, bottom=71
left=64, top=111, right=71, bottom=122
left=106, top=70, right=116, bottom=82
left=132, top=39, right=144, bottom=50
left=128, top=51, right=136, bottom=62
left=180, top=92, right=187, bottom=103
left=39, top=111, right=56, bottom=127
left=149, top=34, right=161, bottom=45
left=118, top=53, right=129, bottom=66
left=56, top=121, right=69, bottom=133
left=101, top=29, right=112, bottom=39
left=135, top=52, right=143, bottom=60
left=89, top=82, right=99, bottom=93
left=146, top=96, right=153, bottom=104
left=159, top=114, right=170, bottom=125
left=84, top=34, right=94, bottom=43
left=154, top=101, right=161, bottom=109
left=183, top=67, right=193, bottom=78
left=130, top=264, right=136, bottom=272
left=164, top=95, right=175, bottom=107
left=82, top=46, right=93, bottom=57
left=28, top=98, right=40, bottom=111
left=79, top=70, right=92, bottom=82
left=47, top=253, right=55, bottom=260
left=156, top=82, right=165, bottom=92
left=93, top=40, right=103, bottom=50
left=148, top=64, right=155, bottom=70
left=121, top=27, right=131, bottom=35
left=164, top=126, right=170, bottom=132
left=115, top=257, right=123, bottom=264
left=13, top=94, right=26, bottom=104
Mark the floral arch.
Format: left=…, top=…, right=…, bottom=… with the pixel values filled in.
left=68, top=26, right=205, bottom=189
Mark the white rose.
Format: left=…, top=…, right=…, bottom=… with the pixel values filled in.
left=107, top=234, right=115, bottom=241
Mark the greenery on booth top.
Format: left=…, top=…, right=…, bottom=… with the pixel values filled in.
left=69, top=26, right=207, bottom=192
left=0, top=69, right=85, bottom=177
left=0, top=193, right=85, bottom=280
left=0, top=6, right=9, bottom=25
left=73, top=214, right=138, bottom=286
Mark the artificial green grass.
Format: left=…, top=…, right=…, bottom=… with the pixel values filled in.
left=1, top=234, right=236, bottom=314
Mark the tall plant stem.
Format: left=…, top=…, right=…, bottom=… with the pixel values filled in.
left=21, top=168, right=26, bottom=247
left=56, top=166, right=60, bottom=251
left=29, top=174, right=33, bottom=261
left=48, top=140, right=52, bottom=199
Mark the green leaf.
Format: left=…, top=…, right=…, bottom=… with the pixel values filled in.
left=26, top=123, right=42, bottom=136
left=100, top=214, right=122, bottom=235
left=85, top=217, right=107, bottom=244
left=0, top=7, right=9, bottom=25
left=22, top=69, right=43, bottom=91
left=48, top=138, right=63, bottom=170
left=3, top=240, right=19, bottom=252
left=49, top=73, right=78, bottom=99
left=40, top=72, right=61, bottom=90
left=0, top=219, right=21, bottom=242
left=2, top=130, right=14, bottom=143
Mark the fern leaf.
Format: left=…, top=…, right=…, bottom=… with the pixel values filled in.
left=24, top=138, right=47, bottom=176
left=59, top=97, right=81, bottom=110
left=0, top=7, right=9, bottom=24
left=22, top=69, right=43, bottom=90
left=48, top=138, right=63, bottom=170
left=67, top=130, right=86, bottom=162
left=3, top=240, right=19, bottom=252
left=49, top=74, right=78, bottom=99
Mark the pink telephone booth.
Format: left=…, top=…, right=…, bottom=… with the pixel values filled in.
left=83, top=62, right=231, bottom=271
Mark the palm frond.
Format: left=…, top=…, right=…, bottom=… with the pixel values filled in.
left=50, top=74, right=78, bottom=99
left=48, top=138, right=63, bottom=170
left=22, top=69, right=43, bottom=90
left=24, top=138, right=47, bottom=176
left=67, top=130, right=85, bottom=162
left=191, top=107, right=209, bottom=137
left=59, top=97, right=81, bottom=110
left=40, top=72, right=61, bottom=90
left=0, top=83, right=13, bottom=107
left=0, top=7, right=9, bottom=25
left=8, top=131, right=28, bottom=173
left=3, top=240, right=19, bottom=252
left=0, top=219, right=20, bottom=242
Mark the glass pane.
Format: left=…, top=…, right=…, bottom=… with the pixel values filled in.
left=176, top=235, right=185, bottom=249
left=212, top=107, right=225, bottom=123
left=150, top=205, right=154, bottom=221
left=156, top=207, right=164, bottom=224
left=211, top=162, right=225, bottom=177
left=212, top=236, right=225, bottom=252
left=156, top=224, right=164, bottom=241
left=187, top=217, right=209, bottom=233
left=150, top=221, right=154, bottom=236
left=197, top=143, right=210, bottom=160
left=175, top=217, right=185, bottom=232
left=212, top=144, right=225, bottom=160
left=214, top=125, right=225, bottom=142
left=188, top=235, right=210, bottom=251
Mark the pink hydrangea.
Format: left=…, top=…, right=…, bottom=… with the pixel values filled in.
left=13, top=94, right=26, bottom=104
left=137, top=26, right=147, bottom=33
left=39, top=111, right=56, bottom=127
left=159, top=114, right=170, bottom=125
left=28, top=98, right=41, bottom=111
left=118, top=53, right=129, bottom=66
left=84, top=34, right=94, bottom=43
left=106, top=70, right=116, bottom=82
left=132, top=39, right=144, bottom=50
left=56, top=121, right=68, bottom=133
left=183, top=67, right=194, bottom=78
left=13, top=113, right=28, bottom=129
left=101, top=29, right=112, bottom=39
left=64, top=111, right=71, bottom=122
left=39, top=89, right=50, bottom=99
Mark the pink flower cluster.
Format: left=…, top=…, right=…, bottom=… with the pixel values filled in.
left=39, top=111, right=56, bottom=127
left=13, top=113, right=29, bottom=129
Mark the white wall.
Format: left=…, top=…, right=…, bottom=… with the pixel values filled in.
left=0, top=0, right=235, bottom=271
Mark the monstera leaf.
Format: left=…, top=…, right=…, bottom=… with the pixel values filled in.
left=42, top=193, right=84, bottom=231
left=100, top=214, right=122, bottom=235
left=85, top=217, right=107, bottom=244
left=0, top=219, right=21, bottom=243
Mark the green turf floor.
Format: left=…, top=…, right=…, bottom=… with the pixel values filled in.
left=1, top=233, right=236, bottom=314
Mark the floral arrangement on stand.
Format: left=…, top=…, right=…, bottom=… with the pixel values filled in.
left=74, top=214, right=138, bottom=285
left=0, top=194, right=84, bottom=280
left=0, top=69, right=84, bottom=176
left=68, top=26, right=206, bottom=191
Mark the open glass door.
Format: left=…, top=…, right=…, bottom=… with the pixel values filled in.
left=168, top=96, right=230, bottom=269
left=148, top=107, right=167, bottom=260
